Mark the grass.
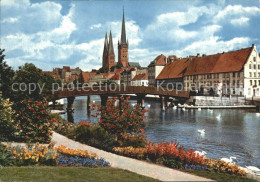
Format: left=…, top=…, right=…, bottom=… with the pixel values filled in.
left=0, top=166, right=158, bottom=182
left=181, top=169, right=257, bottom=181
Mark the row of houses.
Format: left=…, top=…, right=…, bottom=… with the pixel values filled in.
left=43, top=44, right=260, bottom=97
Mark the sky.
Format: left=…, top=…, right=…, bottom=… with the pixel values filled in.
left=1, top=0, right=260, bottom=71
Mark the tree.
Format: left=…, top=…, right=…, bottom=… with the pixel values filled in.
left=0, top=49, right=15, bottom=99
left=99, top=67, right=109, bottom=73
left=110, top=65, right=122, bottom=72
left=11, top=63, right=58, bottom=102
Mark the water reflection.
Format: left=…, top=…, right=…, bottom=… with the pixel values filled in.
left=62, top=96, right=260, bottom=168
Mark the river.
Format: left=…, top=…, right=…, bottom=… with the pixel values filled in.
left=62, top=96, right=260, bottom=168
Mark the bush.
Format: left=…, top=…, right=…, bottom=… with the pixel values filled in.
left=50, top=113, right=76, bottom=136
left=118, top=133, right=147, bottom=148
left=0, top=98, right=19, bottom=141
left=0, top=144, right=15, bottom=166
left=92, top=96, right=147, bottom=139
left=14, top=100, right=56, bottom=143
left=72, top=125, right=118, bottom=151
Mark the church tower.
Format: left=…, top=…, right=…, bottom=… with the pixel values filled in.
left=102, top=31, right=115, bottom=69
left=102, top=32, right=109, bottom=68
left=118, top=9, right=128, bottom=67
left=107, top=30, right=115, bottom=69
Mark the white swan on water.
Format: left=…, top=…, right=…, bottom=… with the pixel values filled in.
left=173, top=106, right=177, bottom=109
left=208, top=109, right=213, bottom=113
left=245, top=166, right=260, bottom=173
left=256, top=113, right=260, bottom=116
left=198, top=107, right=201, bottom=111
left=198, top=129, right=205, bottom=134
left=147, top=104, right=151, bottom=108
left=220, top=157, right=237, bottom=164
left=216, top=114, right=221, bottom=120
left=182, top=107, right=186, bottom=111
left=194, top=151, right=207, bottom=157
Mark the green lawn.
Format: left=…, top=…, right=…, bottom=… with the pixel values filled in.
left=0, top=167, right=158, bottom=182
left=181, top=169, right=257, bottom=182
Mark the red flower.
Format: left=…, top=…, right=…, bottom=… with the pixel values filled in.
left=25, top=135, right=29, bottom=138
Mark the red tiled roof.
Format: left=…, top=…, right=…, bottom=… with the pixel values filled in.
left=42, top=71, right=61, bottom=80
left=132, top=73, right=148, bottom=81
left=71, top=75, right=77, bottom=80
left=156, top=58, right=190, bottom=79
left=149, top=54, right=166, bottom=67
left=82, top=72, right=96, bottom=83
left=63, top=66, right=71, bottom=72
left=157, top=46, right=253, bottom=79
left=184, top=47, right=252, bottom=76
left=111, top=74, right=120, bottom=80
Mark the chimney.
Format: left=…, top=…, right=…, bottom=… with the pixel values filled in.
left=252, top=44, right=255, bottom=47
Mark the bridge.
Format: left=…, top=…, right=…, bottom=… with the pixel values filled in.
left=51, top=86, right=190, bottom=112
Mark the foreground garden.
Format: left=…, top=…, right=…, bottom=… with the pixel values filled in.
left=0, top=49, right=257, bottom=181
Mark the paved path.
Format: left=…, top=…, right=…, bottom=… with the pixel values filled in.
left=52, top=132, right=213, bottom=181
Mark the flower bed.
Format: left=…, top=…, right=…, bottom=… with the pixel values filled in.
left=112, top=141, right=246, bottom=176
left=9, top=144, right=110, bottom=167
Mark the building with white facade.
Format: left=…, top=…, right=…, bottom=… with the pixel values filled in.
left=157, top=44, right=260, bottom=97
left=148, top=54, right=166, bottom=87
left=131, top=73, right=148, bottom=86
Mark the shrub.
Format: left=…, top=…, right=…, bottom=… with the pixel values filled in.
left=0, top=98, right=19, bottom=141
left=92, top=96, right=147, bottom=139
left=14, top=100, right=56, bottom=143
left=72, top=125, right=118, bottom=151
left=113, top=146, right=147, bottom=160
left=118, top=133, right=147, bottom=148
left=50, top=113, right=76, bottom=136
left=0, top=144, right=15, bottom=166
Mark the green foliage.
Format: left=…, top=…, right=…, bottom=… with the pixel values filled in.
left=73, top=125, right=118, bottom=151
left=118, top=133, right=147, bottom=148
left=0, top=144, right=15, bottom=166
left=96, top=96, right=147, bottom=139
left=50, top=113, right=76, bottom=136
left=110, top=65, right=122, bottom=72
left=11, top=63, right=58, bottom=102
left=0, top=49, right=15, bottom=99
left=15, top=100, right=56, bottom=143
left=98, top=67, right=109, bottom=73
left=0, top=98, right=19, bottom=141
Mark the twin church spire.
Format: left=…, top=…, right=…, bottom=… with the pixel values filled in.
left=102, top=9, right=128, bottom=69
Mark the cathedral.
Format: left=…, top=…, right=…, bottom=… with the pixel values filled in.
left=102, top=10, right=129, bottom=69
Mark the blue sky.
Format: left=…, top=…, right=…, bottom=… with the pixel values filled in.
left=1, top=0, right=260, bottom=71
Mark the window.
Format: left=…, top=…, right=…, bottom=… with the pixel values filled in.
left=258, top=65, right=260, bottom=69
left=250, top=80, right=252, bottom=86
left=259, top=80, right=260, bottom=86
left=254, top=80, right=257, bottom=86
left=233, top=72, right=236, bottom=77
left=249, top=64, right=252, bottom=69
left=259, top=73, right=260, bottom=77
left=233, top=80, right=235, bottom=86
left=237, top=72, right=240, bottom=77
left=254, top=64, right=256, bottom=69
left=249, top=72, right=252, bottom=77
left=254, top=72, right=256, bottom=77
left=253, top=57, right=256, bottom=62
left=237, top=80, right=240, bottom=87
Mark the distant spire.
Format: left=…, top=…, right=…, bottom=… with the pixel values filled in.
left=103, top=32, right=108, bottom=55
left=120, top=7, right=127, bottom=45
left=108, top=30, right=114, bottom=54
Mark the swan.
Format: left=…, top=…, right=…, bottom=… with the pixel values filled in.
left=92, top=101, right=95, bottom=103
left=173, top=106, right=177, bottom=109
left=216, top=114, right=221, bottom=120
left=178, top=103, right=181, bottom=106
left=194, top=151, right=207, bottom=157
left=182, top=107, right=186, bottom=111
left=198, top=107, right=201, bottom=111
left=220, top=157, right=236, bottom=164
left=208, top=109, right=213, bottom=112
left=132, top=103, right=135, bottom=107
left=245, top=166, right=260, bottom=173
left=198, top=129, right=205, bottom=134
left=147, top=104, right=151, bottom=108
left=256, top=113, right=260, bottom=117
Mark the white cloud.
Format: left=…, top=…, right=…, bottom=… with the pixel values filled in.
left=1, top=17, right=19, bottom=23
left=230, top=17, right=249, bottom=26
left=90, top=23, right=102, bottom=29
